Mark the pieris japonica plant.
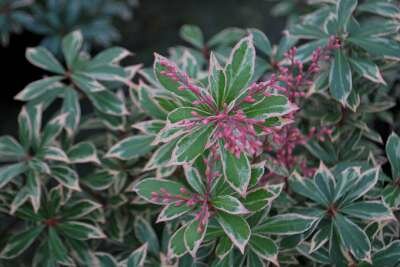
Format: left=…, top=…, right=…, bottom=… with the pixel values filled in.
left=1, top=0, right=400, bottom=266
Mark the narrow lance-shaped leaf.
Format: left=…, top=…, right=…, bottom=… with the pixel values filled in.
left=26, top=47, right=65, bottom=74
left=0, top=225, right=44, bottom=258
left=386, top=132, right=400, bottom=180
left=336, top=0, right=358, bottom=33
left=329, top=49, right=352, bottom=104
left=174, top=125, right=213, bottom=163
left=184, top=219, right=207, bottom=257
left=106, top=135, right=155, bottom=160
left=212, top=195, right=249, bottom=215
left=254, top=214, right=318, bottom=235
left=58, top=222, right=106, bottom=240
left=68, top=142, right=100, bottom=164
left=216, top=211, right=251, bottom=254
left=333, top=213, right=371, bottom=261
left=220, top=145, right=251, bottom=196
left=225, top=35, right=255, bottom=103
left=62, top=31, right=83, bottom=68
left=180, top=24, right=204, bottom=49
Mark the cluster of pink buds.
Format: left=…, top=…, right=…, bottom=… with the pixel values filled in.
left=180, top=109, right=265, bottom=158
left=262, top=36, right=339, bottom=177
left=151, top=187, right=202, bottom=206
left=265, top=125, right=332, bottom=177
left=158, top=57, right=216, bottom=109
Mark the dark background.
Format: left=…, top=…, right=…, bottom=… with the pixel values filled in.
left=0, top=0, right=286, bottom=135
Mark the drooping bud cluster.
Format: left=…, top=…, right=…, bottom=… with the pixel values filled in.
left=151, top=187, right=202, bottom=206
left=263, top=36, right=339, bottom=177
left=159, top=57, right=216, bottom=109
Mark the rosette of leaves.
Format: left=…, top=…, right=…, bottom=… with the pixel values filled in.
left=0, top=185, right=105, bottom=266
left=0, top=0, right=33, bottom=45
left=136, top=35, right=297, bottom=196
left=382, top=132, right=400, bottom=208
left=134, top=155, right=318, bottom=266
left=24, top=0, right=136, bottom=53
left=0, top=104, right=101, bottom=212
left=288, top=0, right=400, bottom=106
left=15, top=30, right=131, bottom=137
left=288, top=163, right=394, bottom=265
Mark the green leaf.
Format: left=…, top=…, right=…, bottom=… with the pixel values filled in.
left=39, top=146, right=69, bottom=163
left=349, top=57, right=385, bottom=84
left=216, top=211, right=251, bottom=254
left=336, top=0, right=358, bottom=33
left=289, top=24, right=328, bottom=39
left=89, top=47, right=131, bottom=68
left=341, top=201, right=393, bottom=221
left=174, top=125, right=213, bottom=163
left=341, top=167, right=379, bottom=204
left=167, top=107, right=209, bottom=123
left=62, top=31, right=83, bottom=68
left=225, top=36, right=255, bottom=103
left=0, top=136, right=25, bottom=160
left=95, top=253, right=118, bottom=267
left=81, top=171, right=115, bottom=191
left=329, top=49, right=352, bottom=104
left=10, top=170, right=41, bottom=213
left=248, top=28, right=272, bottom=55
left=372, top=240, right=400, bottom=267
left=106, top=135, right=154, bottom=160
left=212, top=195, right=249, bottom=215
left=134, top=217, right=160, bottom=255
left=50, top=165, right=80, bottom=191
left=208, top=53, right=226, bottom=108
left=132, top=120, right=165, bottom=136
left=18, top=106, right=34, bottom=150
left=220, top=146, right=251, bottom=196
left=62, top=89, right=81, bottom=136
left=215, top=236, right=233, bottom=260
left=133, top=178, right=187, bottom=204
left=154, top=54, right=197, bottom=102
left=40, top=113, right=67, bottom=147
left=242, top=187, right=280, bottom=212
left=61, top=200, right=102, bottom=220
left=26, top=47, right=65, bottom=74
left=15, top=76, right=63, bottom=101
left=126, top=243, right=147, bottom=267
left=348, top=36, right=400, bottom=60
left=254, top=213, right=318, bottom=235
left=68, top=142, right=99, bottom=164
left=144, top=139, right=179, bottom=170
left=183, top=165, right=205, bottom=194
left=180, top=25, right=204, bottom=49
left=208, top=27, right=246, bottom=48
left=87, top=90, right=127, bottom=116
left=0, top=162, right=27, bottom=188
left=386, top=132, right=400, bottom=180
left=243, top=95, right=294, bottom=119
left=157, top=204, right=192, bottom=223
left=168, top=225, right=187, bottom=257
left=48, top=227, right=72, bottom=264
left=184, top=219, right=207, bottom=257
left=137, top=82, right=168, bottom=119
left=58, top=222, right=105, bottom=240
left=0, top=225, right=44, bottom=259
left=333, top=213, right=371, bottom=260
left=249, top=234, right=278, bottom=264
left=358, top=2, right=400, bottom=19
left=71, top=73, right=106, bottom=93
left=289, top=172, right=329, bottom=206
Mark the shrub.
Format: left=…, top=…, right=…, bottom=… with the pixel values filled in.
left=0, top=0, right=400, bottom=266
